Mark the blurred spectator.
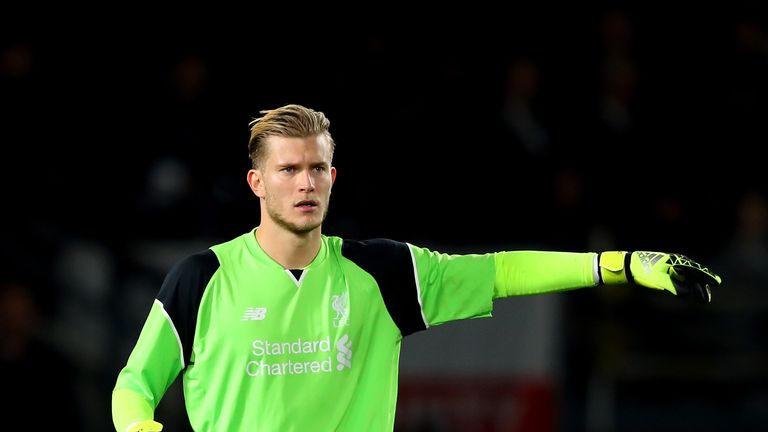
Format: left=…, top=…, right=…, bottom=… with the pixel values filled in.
left=0, top=276, right=82, bottom=429
left=50, top=240, right=117, bottom=431
left=494, top=56, right=555, bottom=244
left=722, top=14, right=768, bottom=185
left=594, top=9, right=639, bottom=141
left=598, top=56, right=637, bottom=134
left=719, top=190, right=768, bottom=290
left=1, top=41, right=33, bottom=79
left=500, top=57, right=551, bottom=158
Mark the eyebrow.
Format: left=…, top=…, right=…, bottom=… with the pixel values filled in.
left=275, top=161, right=330, bottom=168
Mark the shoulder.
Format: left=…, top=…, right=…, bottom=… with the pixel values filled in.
left=161, top=249, right=221, bottom=297
left=335, top=237, right=414, bottom=275
left=335, top=238, right=427, bottom=336
left=168, top=249, right=220, bottom=278
left=339, top=238, right=411, bottom=258
left=210, top=231, right=251, bottom=260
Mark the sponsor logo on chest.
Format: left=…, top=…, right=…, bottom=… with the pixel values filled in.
left=245, top=335, right=353, bottom=376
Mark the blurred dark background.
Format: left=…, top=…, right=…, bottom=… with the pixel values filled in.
left=2, top=4, right=768, bottom=431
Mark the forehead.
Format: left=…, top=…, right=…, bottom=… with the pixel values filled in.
left=263, top=135, right=332, bottom=162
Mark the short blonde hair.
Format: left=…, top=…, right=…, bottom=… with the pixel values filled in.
left=248, top=104, right=335, bottom=169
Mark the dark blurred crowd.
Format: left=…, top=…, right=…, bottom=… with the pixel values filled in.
left=2, top=5, right=767, bottom=431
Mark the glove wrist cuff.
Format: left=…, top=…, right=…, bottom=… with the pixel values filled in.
left=599, top=251, right=632, bottom=285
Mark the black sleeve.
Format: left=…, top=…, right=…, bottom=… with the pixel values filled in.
left=341, top=238, right=427, bottom=336
left=156, top=249, right=220, bottom=367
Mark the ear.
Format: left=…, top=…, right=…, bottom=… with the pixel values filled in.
left=330, top=166, right=337, bottom=187
left=247, top=168, right=266, bottom=199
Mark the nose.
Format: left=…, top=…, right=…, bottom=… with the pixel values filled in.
left=298, top=170, right=315, bottom=192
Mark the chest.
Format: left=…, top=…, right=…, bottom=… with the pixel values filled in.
left=196, top=265, right=379, bottom=347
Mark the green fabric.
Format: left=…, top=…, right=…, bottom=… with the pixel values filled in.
left=113, top=232, right=496, bottom=431
left=493, top=251, right=597, bottom=297
left=409, top=245, right=495, bottom=326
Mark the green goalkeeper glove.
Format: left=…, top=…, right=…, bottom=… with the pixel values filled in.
left=598, top=251, right=722, bottom=303
left=126, top=420, right=163, bottom=432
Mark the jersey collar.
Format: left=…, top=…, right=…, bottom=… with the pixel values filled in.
left=244, top=227, right=328, bottom=271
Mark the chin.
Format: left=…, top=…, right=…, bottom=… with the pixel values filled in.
left=293, top=225, right=321, bottom=235
left=290, top=218, right=322, bottom=234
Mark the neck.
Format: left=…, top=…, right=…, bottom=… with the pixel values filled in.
left=255, top=221, right=322, bottom=269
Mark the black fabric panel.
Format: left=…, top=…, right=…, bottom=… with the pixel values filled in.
left=156, top=249, right=220, bottom=368
left=341, top=239, right=426, bottom=336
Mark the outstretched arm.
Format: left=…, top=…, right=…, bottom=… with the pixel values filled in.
left=494, top=250, right=722, bottom=302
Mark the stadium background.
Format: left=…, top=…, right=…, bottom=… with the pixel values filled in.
left=2, top=5, right=767, bottom=431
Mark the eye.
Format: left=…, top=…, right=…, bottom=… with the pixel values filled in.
left=313, top=166, right=326, bottom=172
left=280, top=167, right=295, bottom=173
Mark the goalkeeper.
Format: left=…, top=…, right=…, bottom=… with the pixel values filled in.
left=112, top=104, right=722, bottom=432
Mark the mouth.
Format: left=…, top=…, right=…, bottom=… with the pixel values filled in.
left=295, top=200, right=319, bottom=211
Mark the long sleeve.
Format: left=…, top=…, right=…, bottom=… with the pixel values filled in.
left=112, top=250, right=218, bottom=431
left=493, top=251, right=597, bottom=298
left=112, top=300, right=185, bottom=431
left=408, top=244, right=496, bottom=327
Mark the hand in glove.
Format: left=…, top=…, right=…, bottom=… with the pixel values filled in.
left=599, top=251, right=722, bottom=303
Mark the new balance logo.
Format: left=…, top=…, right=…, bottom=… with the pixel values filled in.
left=242, top=307, right=267, bottom=321
left=637, top=252, right=664, bottom=274
left=336, top=334, right=352, bottom=371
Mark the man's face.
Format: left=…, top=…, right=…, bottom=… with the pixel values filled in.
left=254, top=135, right=336, bottom=235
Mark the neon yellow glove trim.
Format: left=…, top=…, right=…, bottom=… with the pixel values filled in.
left=598, top=251, right=629, bottom=285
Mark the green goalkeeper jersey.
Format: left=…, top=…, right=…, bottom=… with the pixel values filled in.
left=113, top=229, right=497, bottom=431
